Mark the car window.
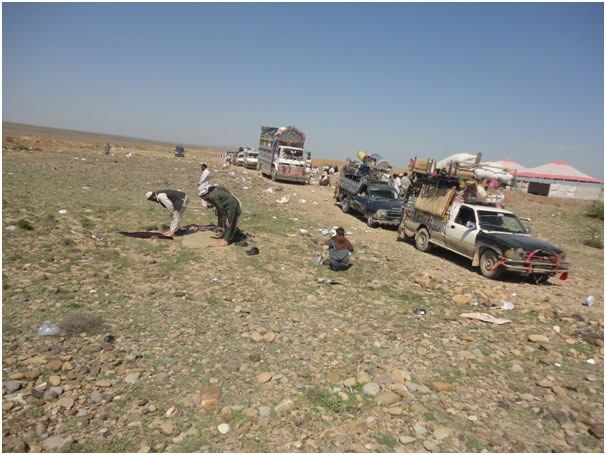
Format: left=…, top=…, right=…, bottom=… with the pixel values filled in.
left=455, top=206, right=475, bottom=227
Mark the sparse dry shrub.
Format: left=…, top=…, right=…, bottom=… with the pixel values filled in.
left=60, top=312, right=103, bottom=334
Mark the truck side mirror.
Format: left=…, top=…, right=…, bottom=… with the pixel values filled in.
left=525, top=226, right=532, bottom=234
left=465, top=221, right=476, bottom=229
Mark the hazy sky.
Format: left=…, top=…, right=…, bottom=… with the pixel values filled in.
left=3, top=2, right=604, bottom=179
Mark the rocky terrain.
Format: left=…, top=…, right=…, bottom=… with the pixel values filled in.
left=2, top=123, right=604, bottom=452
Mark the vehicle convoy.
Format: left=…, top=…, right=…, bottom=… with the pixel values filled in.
left=335, top=153, right=404, bottom=227
left=397, top=159, right=570, bottom=282
left=258, top=126, right=308, bottom=183
left=242, top=148, right=259, bottom=169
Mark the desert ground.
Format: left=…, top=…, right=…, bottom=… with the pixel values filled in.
left=2, top=122, right=604, bottom=453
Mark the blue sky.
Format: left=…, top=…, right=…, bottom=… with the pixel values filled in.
left=3, top=2, right=604, bottom=179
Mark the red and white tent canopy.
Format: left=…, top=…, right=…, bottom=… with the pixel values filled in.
left=516, top=160, right=603, bottom=184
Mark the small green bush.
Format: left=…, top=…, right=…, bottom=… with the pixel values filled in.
left=60, top=312, right=103, bottom=334
left=17, top=219, right=34, bottom=230
left=583, top=226, right=603, bottom=249
left=585, top=201, right=604, bottom=220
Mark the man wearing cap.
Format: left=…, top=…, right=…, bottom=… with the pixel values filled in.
left=197, top=162, right=211, bottom=208
left=146, top=190, right=189, bottom=238
left=199, top=186, right=242, bottom=246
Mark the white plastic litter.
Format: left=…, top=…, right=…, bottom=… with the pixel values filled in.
left=299, top=229, right=309, bottom=234
left=218, top=423, right=230, bottom=434
left=37, top=323, right=60, bottom=336
left=267, top=187, right=275, bottom=193
left=58, top=210, right=67, bottom=215
left=584, top=296, right=595, bottom=307
left=500, top=299, right=515, bottom=310
left=243, top=186, right=249, bottom=190
left=276, top=196, right=290, bottom=204
left=6, top=226, right=17, bottom=231
left=298, top=199, right=306, bottom=203
left=587, top=359, right=596, bottom=364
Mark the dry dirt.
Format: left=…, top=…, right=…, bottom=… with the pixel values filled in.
left=2, top=123, right=604, bottom=453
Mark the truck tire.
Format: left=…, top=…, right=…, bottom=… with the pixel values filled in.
left=480, top=249, right=502, bottom=279
left=415, top=228, right=432, bottom=252
left=366, top=212, right=377, bottom=228
left=341, top=197, right=350, bottom=213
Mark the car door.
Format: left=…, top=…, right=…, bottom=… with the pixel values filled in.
left=445, top=205, right=478, bottom=258
left=352, top=184, right=368, bottom=213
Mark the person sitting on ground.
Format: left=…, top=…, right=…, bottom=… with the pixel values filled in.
left=146, top=190, right=189, bottom=238
left=199, top=185, right=243, bottom=246
left=319, top=172, right=330, bottom=186
left=320, top=227, right=354, bottom=271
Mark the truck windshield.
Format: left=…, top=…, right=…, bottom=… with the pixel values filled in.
left=281, top=148, right=303, bottom=159
left=478, top=211, right=526, bottom=233
left=248, top=153, right=258, bottom=158
left=369, top=187, right=397, bottom=201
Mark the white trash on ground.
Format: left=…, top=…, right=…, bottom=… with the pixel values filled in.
left=500, top=299, right=515, bottom=310
left=58, top=210, right=67, bottom=215
left=37, top=323, right=60, bottom=336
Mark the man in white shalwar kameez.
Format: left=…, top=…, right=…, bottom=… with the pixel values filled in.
left=197, top=162, right=211, bottom=208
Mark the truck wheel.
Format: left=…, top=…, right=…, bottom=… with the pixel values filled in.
left=366, top=212, right=377, bottom=228
left=341, top=197, right=350, bottom=213
left=271, top=169, right=277, bottom=181
left=480, top=250, right=502, bottom=279
left=415, top=228, right=431, bottom=252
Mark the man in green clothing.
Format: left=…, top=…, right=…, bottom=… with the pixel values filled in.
left=199, top=186, right=242, bottom=246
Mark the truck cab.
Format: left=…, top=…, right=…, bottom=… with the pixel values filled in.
left=337, top=163, right=404, bottom=227
left=242, top=148, right=259, bottom=169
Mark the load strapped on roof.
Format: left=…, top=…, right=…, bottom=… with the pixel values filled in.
left=409, top=152, right=514, bottom=187
left=341, top=151, right=391, bottom=183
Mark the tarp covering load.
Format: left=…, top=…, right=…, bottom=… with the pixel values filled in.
left=414, top=184, right=456, bottom=217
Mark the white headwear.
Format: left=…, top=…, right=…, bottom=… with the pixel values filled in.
left=198, top=186, right=210, bottom=197
left=146, top=191, right=154, bottom=200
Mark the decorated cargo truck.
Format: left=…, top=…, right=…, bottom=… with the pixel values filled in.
left=258, top=126, right=308, bottom=183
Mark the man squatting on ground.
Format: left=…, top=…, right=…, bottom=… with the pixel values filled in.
left=146, top=190, right=189, bottom=238
left=199, top=186, right=242, bottom=246
left=320, top=227, right=354, bottom=271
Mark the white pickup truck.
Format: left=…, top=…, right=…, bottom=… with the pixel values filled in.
left=398, top=200, right=570, bottom=283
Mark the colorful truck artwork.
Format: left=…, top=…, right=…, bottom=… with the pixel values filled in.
left=258, top=126, right=308, bottom=184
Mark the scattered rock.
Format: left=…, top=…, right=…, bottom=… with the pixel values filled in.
left=528, top=334, right=549, bottom=343
left=274, top=399, right=295, bottom=416
left=431, top=381, right=453, bottom=392
left=433, top=427, right=451, bottom=440
left=5, top=380, right=21, bottom=393
left=362, top=382, right=380, bottom=396
left=375, top=391, right=400, bottom=406
left=124, top=372, right=141, bottom=385
left=200, top=386, right=222, bottom=411
left=257, top=372, right=272, bottom=384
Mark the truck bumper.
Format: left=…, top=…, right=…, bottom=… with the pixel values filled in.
left=495, top=255, right=570, bottom=279
left=278, top=175, right=307, bottom=183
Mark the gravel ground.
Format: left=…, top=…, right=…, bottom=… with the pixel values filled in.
left=2, top=125, right=604, bottom=453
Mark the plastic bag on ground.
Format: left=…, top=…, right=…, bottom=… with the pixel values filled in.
left=37, top=323, right=60, bottom=336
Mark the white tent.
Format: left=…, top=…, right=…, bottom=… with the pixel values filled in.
left=514, top=160, right=603, bottom=200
